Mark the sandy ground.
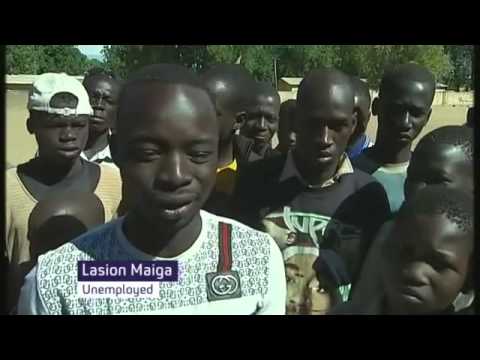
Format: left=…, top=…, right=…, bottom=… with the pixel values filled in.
left=6, top=89, right=470, bottom=166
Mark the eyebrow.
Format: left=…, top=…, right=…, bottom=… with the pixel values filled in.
left=127, top=136, right=217, bottom=146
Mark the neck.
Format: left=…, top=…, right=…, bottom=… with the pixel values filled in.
left=370, top=140, right=412, bottom=164
left=123, top=211, right=202, bottom=258
left=253, top=140, right=269, bottom=155
left=85, top=132, right=109, bottom=154
left=293, top=150, right=339, bottom=186
left=218, top=138, right=235, bottom=169
left=33, top=156, right=83, bottom=184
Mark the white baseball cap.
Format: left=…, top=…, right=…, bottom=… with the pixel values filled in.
left=28, top=73, right=93, bottom=116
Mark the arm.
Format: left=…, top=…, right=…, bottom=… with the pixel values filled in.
left=257, top=237, right=286, bottom=315
left=17, top=266, right=49, bottom=315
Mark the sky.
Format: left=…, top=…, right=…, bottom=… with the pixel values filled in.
left=78, top=45, right=105, bottom=59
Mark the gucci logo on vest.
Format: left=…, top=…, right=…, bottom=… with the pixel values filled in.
left=211, top=274, right=239, bottom=296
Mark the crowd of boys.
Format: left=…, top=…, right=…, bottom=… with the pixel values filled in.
left=4, top=60, right=474, bottom=315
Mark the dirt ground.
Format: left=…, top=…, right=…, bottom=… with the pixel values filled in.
left=6, top=89, right=470, bottom=166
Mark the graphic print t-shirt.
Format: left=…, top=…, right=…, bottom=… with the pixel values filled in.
left=17, top=210, right=286, bottom=315
left=233, top=153, right=391, bottom=315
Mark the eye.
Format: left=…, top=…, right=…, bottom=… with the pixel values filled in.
left=131, top=148, right=160, bottom=162
left=410, top=108, right=424, bottom=117
left=428, top=256, right=450, bottom=271
left=427, top=175, right=451, bottom=185
left=189, top=151, right=212, bottom=164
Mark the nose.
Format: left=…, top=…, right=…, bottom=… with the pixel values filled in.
left=401, top=262, right=430, bottom=287
left=91, top=95, right=105, bottom=109
left=316, top=125, right=333, bottom=146
left=59, top=126, right=76, bottom=142
left=288, top=293, right=307, bottom=314
left=154, top=152, right=192, bottom=191
left=397, top=111, right=413, bottom=130
left=289, top=132, right=296, bottom=143
left=255, top=116, right=267, bottom=130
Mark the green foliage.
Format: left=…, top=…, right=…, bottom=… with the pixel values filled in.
left=6, top=45, right=96, bottom=75
left=443, top=45, right=473, bottom=90
left=10, top=45, right=467, bottom=90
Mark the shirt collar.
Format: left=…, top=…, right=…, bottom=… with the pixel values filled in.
left=280, top=150, right=354, bottom=189
left=81, top=144, right=112, bottom=162
left=217, top=159, right=237, bottom=173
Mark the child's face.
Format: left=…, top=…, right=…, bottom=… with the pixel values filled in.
left=241, top=95, right=280, bottom=145
left=295, top=85, right=356, bottom=171
left=117, top=83, right=219, bottom=233
left=278, top=106, right=296, bottom=154
left=285, top=255, right=334, bottom=315
left=383, top=213, right=472, bottom=314
left=376, top=79, right=432, bottom=147
left=83, top=76, right=120, bottom=135
left=32, top=113, right=89, bottom=164
left=405, top=144, right=472, bottom=200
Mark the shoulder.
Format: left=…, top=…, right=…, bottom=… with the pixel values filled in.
left=351, top=149, right=379, bottom=174
left=350, top=168, right=381, bottom=188
left=238, top=153, right=286, bottom=181
left=6, top=167, right=18, bottom=184
left=95, top=163, right=122, bottom=198
left=98, top=162, right=121, bottom=180
left=202, top=210, right=276, bottom=250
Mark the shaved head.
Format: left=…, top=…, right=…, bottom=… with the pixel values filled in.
left=294, top=68, right=357, bottom=184
left=379, top=63, right=436, bottom=104
left=297, top=69, right=355, bottom=113
left=201, top=64, right=254, bottom=142
left=28, top=191, right=105, bottom=258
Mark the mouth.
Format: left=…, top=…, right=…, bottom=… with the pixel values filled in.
left=314, top=150, right=333, bottom=162
left=397, top=132, right=412, bottom=141
left=58, top=146, right=80, bottom=153
left=398, top=286, right=424, bottom=303
left=90, top=116, right=106, bottom=124
left=152, top=198, right=196, bottom=221
left=254, top=135, right=269, bottom=142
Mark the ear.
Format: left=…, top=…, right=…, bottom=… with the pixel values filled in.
left=26, top=117, right=35, bottom=134
left=371, top=97, right=379, bottom=116
left=234, top=111, right=247, bottom=131
left=350, top=112, right=358, bottom=136
left=426, top=108, right=433, bottom=122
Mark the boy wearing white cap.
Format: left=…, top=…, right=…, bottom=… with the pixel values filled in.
left=5, top=73, right=122, bottom=313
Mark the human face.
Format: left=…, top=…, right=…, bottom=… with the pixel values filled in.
left=278, top=107, right=296, bottom=154
left=374, top=80, right=432, bottom=147
left=383, top=214, right=472, bottom=314
left=83, top=76, right=120, bottom=136
left=31, top=112, right=89, bottom=165
left=286, top=254, right=335, bottom=315
left=405, top=144, right=472, bottom=200
left=241, top=95, right=280, bottom=146
left=295, top=85, right=356, bottom=172
left=117, top=83, right=219, bottom=233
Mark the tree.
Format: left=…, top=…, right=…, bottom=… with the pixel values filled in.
left=6, top=45, right=95, bottom=75
left=6, top=45, right=43, bottom=74
left=444, top=45, right=473, bottom=90
left=101, top=45, right=458, bottom=90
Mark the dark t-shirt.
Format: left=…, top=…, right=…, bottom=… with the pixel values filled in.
left=232, top=153, right=391, bottom=313
left=205, top=135, right=280, bottom=217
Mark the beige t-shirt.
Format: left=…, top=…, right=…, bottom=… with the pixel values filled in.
left=5, top=163, right=122, bottom=312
